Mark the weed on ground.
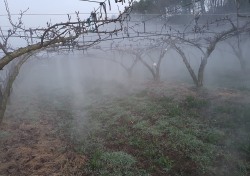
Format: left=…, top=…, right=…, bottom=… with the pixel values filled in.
left=70, top=85, right=250, bottom=176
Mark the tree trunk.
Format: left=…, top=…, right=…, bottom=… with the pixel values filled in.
left=0, top=53, right=32, bottom=123
left=200, top=0, right=206, bottom=13
left=154, top=49, right=166, bottom=82
left=137, top=54, right=158, bottom=82
left=127, top=68, right=133, bottom=79
left=237, top=52, right=247, bottom=72
left=172, top=44, right=199, bottom=87
left=155, top=67, right=160, bottom=82
left=235, top=46, right=247, bottom=72
left=228, top=42, right=247, bottom=72
left=197, top=58, right=208, bottom=87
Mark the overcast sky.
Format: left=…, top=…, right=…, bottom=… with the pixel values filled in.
left=0, top=0, right=128, bottom=27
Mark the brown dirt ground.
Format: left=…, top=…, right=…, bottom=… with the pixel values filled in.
left=0, top=115, right=86, bottom=176
left=1, top=82, right=249, bottom=176
left=144, top=81, right=250, bottom=103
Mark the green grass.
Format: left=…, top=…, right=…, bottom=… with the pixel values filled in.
left=87, top=150, right=137, bottom=174
left=0, top=130, right=11, bottom=139
left=156, top=154, right=173, bottom=172
left=15, top=80, right=248, bottom=175
left=66, top=89, right=250, bottom=176
left=184, top=96, right=209, bottom=109
left=85, top=149, right=148, bottom=175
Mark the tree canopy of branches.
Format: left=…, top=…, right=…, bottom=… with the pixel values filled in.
left=165, top=16, right=250, bottom=87
left=0, top=0, right=133, bottom=70
left=0, top=0, right=134, bottom=121
left=123, top=0, right=250, bottom=87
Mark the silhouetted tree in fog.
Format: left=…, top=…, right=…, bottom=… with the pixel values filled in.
left=113, top=40, right=169, bottom=82
left=227, top=36, right=250, bottom=73
left=167, top=17, right=250, bottom=87
left=0, top=0, right=134, bottom=121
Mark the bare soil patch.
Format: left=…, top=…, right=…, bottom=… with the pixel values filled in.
left=0, top=115, right=85, bottom=176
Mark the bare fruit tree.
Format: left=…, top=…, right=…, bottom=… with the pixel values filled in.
left=107, top=48, right=139, bottom=79
left=0, top=0, right=133, bottom=69
left=165, top=16, right=250, bottom=87
left=0, top=0, right=134, bottom=121
left=227, top=36, right=249, bottom=73
left=112, top=38, right=169, bottom=82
